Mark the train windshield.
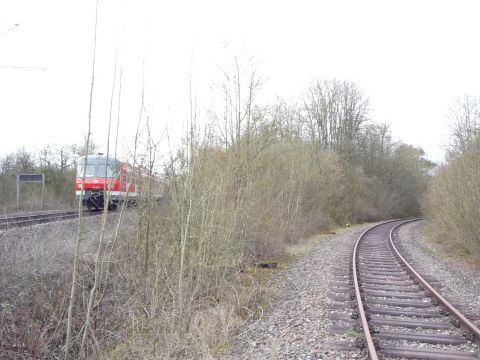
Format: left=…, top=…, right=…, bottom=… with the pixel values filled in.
left=97, top=164, right=118, bottom=178
left=77, top=156, right=120, bottom=178
left=77, top=164, right=96, bottom=178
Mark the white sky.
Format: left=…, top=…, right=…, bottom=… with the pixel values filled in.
left=1, top=0, right=480, bottom=163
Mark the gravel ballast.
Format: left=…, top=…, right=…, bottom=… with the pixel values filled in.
left=396, top=220, right=480, bottom=321
left=224, top=226, right=371, bottom=360
left=225, top=220, right=480, bottom=359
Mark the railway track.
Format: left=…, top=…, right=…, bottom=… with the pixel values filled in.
left=327, top=219, right=480, bottom=359
left=0, top=209, right=96, bottom=230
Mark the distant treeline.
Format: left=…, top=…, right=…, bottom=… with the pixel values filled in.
left=0, top=143, right=95, bottom=212
left=159, top=78, right=435, bottom=261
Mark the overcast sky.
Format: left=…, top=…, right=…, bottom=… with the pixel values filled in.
left=1, top=0, right=479, bottom=163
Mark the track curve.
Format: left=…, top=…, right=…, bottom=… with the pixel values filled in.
left=353, top=219, right=480, bottom=359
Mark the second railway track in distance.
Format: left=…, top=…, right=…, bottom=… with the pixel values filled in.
left=0, top=209, right=98, bottom=230
left=330, top=219, right=480, bottom=359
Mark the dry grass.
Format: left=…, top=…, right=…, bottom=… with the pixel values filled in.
left=0, top=213, right=136, bottom=359
left=421, top=222, right=480, bottom=267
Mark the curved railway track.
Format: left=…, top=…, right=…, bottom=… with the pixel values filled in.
left=0, top=209, right=97, bottom=230
left=350, top=219, right=480, bottom=359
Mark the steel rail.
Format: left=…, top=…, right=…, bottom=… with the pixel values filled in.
left=0, top=209, right=95, bottom=230
left=389, top=219, right=480, bottom=346
left=352, top=220, right=401, bottom=359
left=0, top=210, right=76, bottom=220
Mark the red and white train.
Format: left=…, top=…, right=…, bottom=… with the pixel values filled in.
left=75, top=154, right=156, bottom=211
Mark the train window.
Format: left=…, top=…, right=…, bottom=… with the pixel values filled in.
left=77, top=164, right=96, bottom=178
left=97, top=164, right=118, bottom=178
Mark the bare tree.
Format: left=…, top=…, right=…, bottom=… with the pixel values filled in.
left=304, top=79, right=369, bottom=162
left=448, top=95, right=480, bottom=158
left=64, top=0, right=99, bottom=357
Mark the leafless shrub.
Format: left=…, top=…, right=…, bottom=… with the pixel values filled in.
left=423, top=96, right=480, bottom=260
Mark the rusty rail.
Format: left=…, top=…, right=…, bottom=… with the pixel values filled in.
left=389, top=219, right=480, bottom=346
left=352, top=220, right=401, bottom=359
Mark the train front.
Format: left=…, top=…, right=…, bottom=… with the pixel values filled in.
left=75, top=155, right=121, bottom=211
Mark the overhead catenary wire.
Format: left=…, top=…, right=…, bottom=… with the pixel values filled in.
left=0, top=23, right=19, bottom=38
left=0, top=65, right=46, bottom=71
left=0, top=23, right=45, bottom=71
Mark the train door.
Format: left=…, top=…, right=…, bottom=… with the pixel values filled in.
left=120, top=164, right=127, bottom=193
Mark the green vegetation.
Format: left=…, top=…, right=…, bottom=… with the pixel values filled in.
left=346, top=329, right=359, bottom=338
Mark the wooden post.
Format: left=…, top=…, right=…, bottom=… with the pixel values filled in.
left=16, top=174, right=20, bottom=210
left=41, top=174, right=45, bottom=210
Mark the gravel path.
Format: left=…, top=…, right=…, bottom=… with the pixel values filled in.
left=396, top=220, right=480, bottom=320
left=223, top=225, right=371, bottom=360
